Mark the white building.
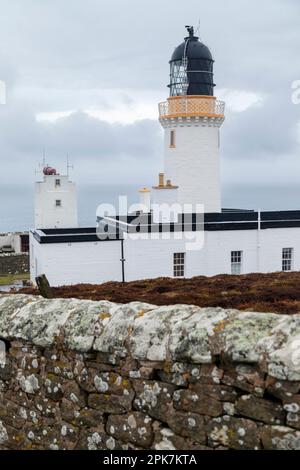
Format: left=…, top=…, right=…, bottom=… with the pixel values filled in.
left=0, top=232, right=29, bottom=253
left=30, top=26, right=300, bottom=286
left=34, top=166, right=78, bottom=229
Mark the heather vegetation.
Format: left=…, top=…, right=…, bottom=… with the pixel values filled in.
left=20, top=272, right=300, bottom=314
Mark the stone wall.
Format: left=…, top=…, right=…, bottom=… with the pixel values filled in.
left=0, top=294, right=300, bottom=450
left=0, top=254, right=29, bottom=276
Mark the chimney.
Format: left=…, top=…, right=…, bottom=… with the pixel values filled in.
left=158, top=173, right=165, bottom=187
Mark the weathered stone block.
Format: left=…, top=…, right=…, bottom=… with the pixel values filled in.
left=0, top=399, right=26, bottom=429
left=34, top=396, right=60, bottom=419
left=24, top=419, right=79, bottom=450
left=75, top=426, right=120, bottom=450
left=44, top=374, right=64, bottom=401
left=106, top=412, right=153, bottom=448
left=62, top=380, right=86, bottom=408
left=261, top=425, right=300, bottom=450
left=222, top=364, right=265, bottom=397
left=153, top=425, right=206, bottom=451
left=173, top=389, right=223, bottom=417
left=74, top=408, right=104, bottom=428
left=0, top=360, right=13, bottom=382
left=133, top=380, right=176, bottom=421
left=157, top=362, right=189, bottom=386
left=18, top=372, right=40, bottom=395
left=0, top=420, right=28, bottom=449
left=189, top=383, right=238, bottom=403
left=189, top=364, right=224, bottom=385
left=265, top=376, right=300, bottom=400
left=46, top=358, right=74, bottom=380
left=206, top=416, right=261, bottom=450
left=166, top=406, right=206, bottom=444
left=88, top=391, right=134, bottom=414
left=236, top=395, right=285, bottom=425
left=283, top=398, right=300, bottom=429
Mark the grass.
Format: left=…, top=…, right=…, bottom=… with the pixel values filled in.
left=0, top=273, right=30, bottom=286
left=18, top=271, right=300, bottom=314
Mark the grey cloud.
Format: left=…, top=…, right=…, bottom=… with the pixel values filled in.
left=0, top=0, right=299, bottom=201
left=222, top=93, right=300, bottom=161
left=0, top=102, right=162, bottom=185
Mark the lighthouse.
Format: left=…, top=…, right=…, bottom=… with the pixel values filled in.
left=158, top=26, right=225, bottom=213
left=34, top=166, right=78, bottom=229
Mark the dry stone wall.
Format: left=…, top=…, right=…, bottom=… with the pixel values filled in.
left=0, top=294, right=300, bottom=450
left=0, top=254, right=29, bottom=276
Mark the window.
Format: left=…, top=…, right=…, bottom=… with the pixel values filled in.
left=231, top=251, right=243, bottom=275
left=55, top=179, right=61, bottom=187
left=282, top=248, right=293, bottom=272
left=55, top=199, right=62, bottom=207
left=170, top=130, right=176, bottom=148
left=174, top=252, right=185, bottom=277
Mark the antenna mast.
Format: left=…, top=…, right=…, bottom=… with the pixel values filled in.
left=66, top=153, right=74, bottom=177
left=35, top=148, right=48, bottom=177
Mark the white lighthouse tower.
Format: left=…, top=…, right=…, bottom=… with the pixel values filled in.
left=158, top=26, right=225, bottom=213
left=34, top=166, right=78, bottom=229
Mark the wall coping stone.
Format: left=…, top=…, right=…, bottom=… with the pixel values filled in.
left=0, top=294, right=299, bottom=381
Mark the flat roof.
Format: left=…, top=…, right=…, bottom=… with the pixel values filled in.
left=31, top=209, right=300, bottom=244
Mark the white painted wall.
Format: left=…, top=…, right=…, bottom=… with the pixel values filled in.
left=34, top=175, right=78, bottom=229
left=151, top=187, right=178, bottom=206
left=162, top=119, right=223, bottom=213
left=30, top=227, right=300, bottom=286
left=30, top=233, right=122, bottom=285
left=0, top=233, right=24, bottom=253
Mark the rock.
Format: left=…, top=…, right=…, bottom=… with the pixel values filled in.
left=0, top=359, right=13, bottom=382
left=133, top=380, right=176, bottom=421
left=0, top=399, right=26, bottom=429
left=0, top=421, right=28, bottom=449
left=88, top=391, right=134, bottom=414
left=60, top=398, right=80, bottom=424
left=265, top=376, right=300, bottom=400
left=106, top=412, right=153, bottom=448
left=261, top=425, right=300, bottom=450
left=44, top=374, right=64, bottom=401
left=167, top=406, right=206, bottom=444
left=34, top=396, right=59, bottom=419
left=236, top=395, right=285, bottom=425
left=189, top=364, right=223, bottom=384
left=173, top=389, right=223, bottom=417
left=24, top=419, right=79, bottom=450
left=189, top=383, right=238, bottom=403
left=222, top=364, right=265, bottom=397
left=75, top=426, right=121, bottom=450
left=152, top=426, right=205, bottom=450
left=3, top=295, right=300, bottom=450
left=62, top=380, right=86, bottom=408
left=282, top=396, right=300, bottom=429
left=206, top=416, right=261, bottom=450
left=18, top=372, right=40, bottom=395
left=74, top=408, right=104, bottom=428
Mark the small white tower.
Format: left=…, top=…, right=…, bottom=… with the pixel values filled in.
left=158, top=26, right=225, bottom=213
left=34, top=166, right=78, bottom=229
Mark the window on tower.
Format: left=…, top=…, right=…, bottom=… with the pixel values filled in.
left=55, top=199, right=62, bottom=207
left=170, top=130, right=176, bottom=148
left=55, top=179, right=61, bottom=187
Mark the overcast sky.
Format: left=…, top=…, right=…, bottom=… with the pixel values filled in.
left=0, top=0, right=299, bottom=197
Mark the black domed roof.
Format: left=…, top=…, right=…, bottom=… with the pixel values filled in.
left=170, top=36, right=213, bottom=63
left=168, top=27, right=215, bottom=97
